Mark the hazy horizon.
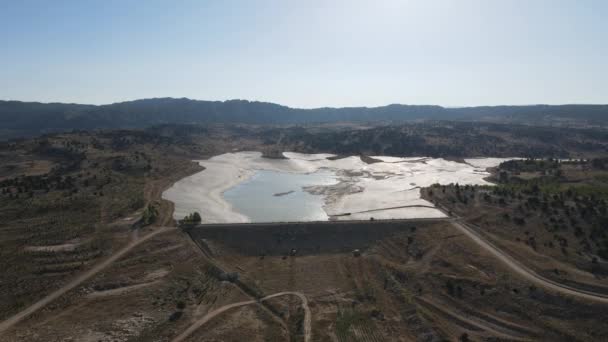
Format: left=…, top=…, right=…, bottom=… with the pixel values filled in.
left=2, top=96, right=607, bottom=109
left=2, top=0, right=607, bottom=108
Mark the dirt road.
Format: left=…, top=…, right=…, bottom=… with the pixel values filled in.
left=416, top=296, right=537, bottom=340
left=450, top=220, right=608, bottom=304
left=0, top=227, right=175, bottom=335
left=172, top=291, right=311, bottom=342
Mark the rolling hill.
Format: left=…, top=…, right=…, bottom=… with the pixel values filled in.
left=1, top=98, right=607, bottom=140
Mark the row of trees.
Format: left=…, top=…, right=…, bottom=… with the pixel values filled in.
left=181, top=212, right=202, bottom=224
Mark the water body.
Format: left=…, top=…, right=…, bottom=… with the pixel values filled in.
left=162, top=152, right=514, bottom=223
left=223, top=169, right=337, bottom=222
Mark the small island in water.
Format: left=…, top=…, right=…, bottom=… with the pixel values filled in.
left=273, top=190, right=295, bottom=197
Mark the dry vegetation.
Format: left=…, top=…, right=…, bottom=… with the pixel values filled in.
left=422, top=159, right=608, bottom=294
left=0, top=130, right=206, bottom=321
left=183, top=221, right=608, bottom=341
left=10, top=218, right=608, bottom=341
left=2, top=125, right=608, bottom=341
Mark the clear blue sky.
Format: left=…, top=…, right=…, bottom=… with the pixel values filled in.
left=1, top=0, right=606, bottom=107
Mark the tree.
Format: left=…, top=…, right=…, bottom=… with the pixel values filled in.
left=141, top=204, right=158, bottom=226
left=499, top=171, right=509, bottom=183
left=192, top=211, right=201, bottom=223
left=446, top=280, right=455, bottom=296
left=182, top=211, right=202, bottom=224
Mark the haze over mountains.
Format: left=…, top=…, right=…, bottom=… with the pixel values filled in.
left=1, top=98, right=607, bottom=140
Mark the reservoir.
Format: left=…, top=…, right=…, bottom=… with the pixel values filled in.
left=162, top=152, right=514, bottom=223
left=223, top=169, right=338, bottom=222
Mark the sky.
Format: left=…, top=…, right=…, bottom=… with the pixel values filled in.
left=0, top=0, right=606, bottom=108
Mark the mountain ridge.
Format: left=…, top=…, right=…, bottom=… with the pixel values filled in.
left=1, top=98, right=607, bottom=140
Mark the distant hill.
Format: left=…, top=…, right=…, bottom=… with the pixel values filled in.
left=1, top=98, right=607, bottom=140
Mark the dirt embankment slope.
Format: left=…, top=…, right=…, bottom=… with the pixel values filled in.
left=186, top=219, right=435, bottom=256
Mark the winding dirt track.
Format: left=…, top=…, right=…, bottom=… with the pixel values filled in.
left=171, top=291, right=311, bottom=342
left=450, top=220, right=608, bottom=304
left=416, top=296, right=532, bottom=340
left=2, top=211, right=607, bottom=340
left=0, top=227, right=174, bottom=335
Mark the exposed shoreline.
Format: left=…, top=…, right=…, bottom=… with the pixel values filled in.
left=162, top=152, right=513, bottom=223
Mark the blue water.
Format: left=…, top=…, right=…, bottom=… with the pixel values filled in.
left=223, top=169, right=337, bottom=222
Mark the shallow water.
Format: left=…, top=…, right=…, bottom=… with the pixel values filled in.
left=223, top=169, right=337, bottom=222
left=162, top=152, right=513, bottom=223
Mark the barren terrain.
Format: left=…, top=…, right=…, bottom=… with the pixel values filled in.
left=2, top=125, right=608, bottom=341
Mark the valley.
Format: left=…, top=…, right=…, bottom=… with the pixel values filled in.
left=4, top=2, right=607, bottom=340
left=0, top=123, right=607, bottom=341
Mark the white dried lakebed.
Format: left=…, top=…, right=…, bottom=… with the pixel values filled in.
left=162, top=152, right=513, bottom=223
